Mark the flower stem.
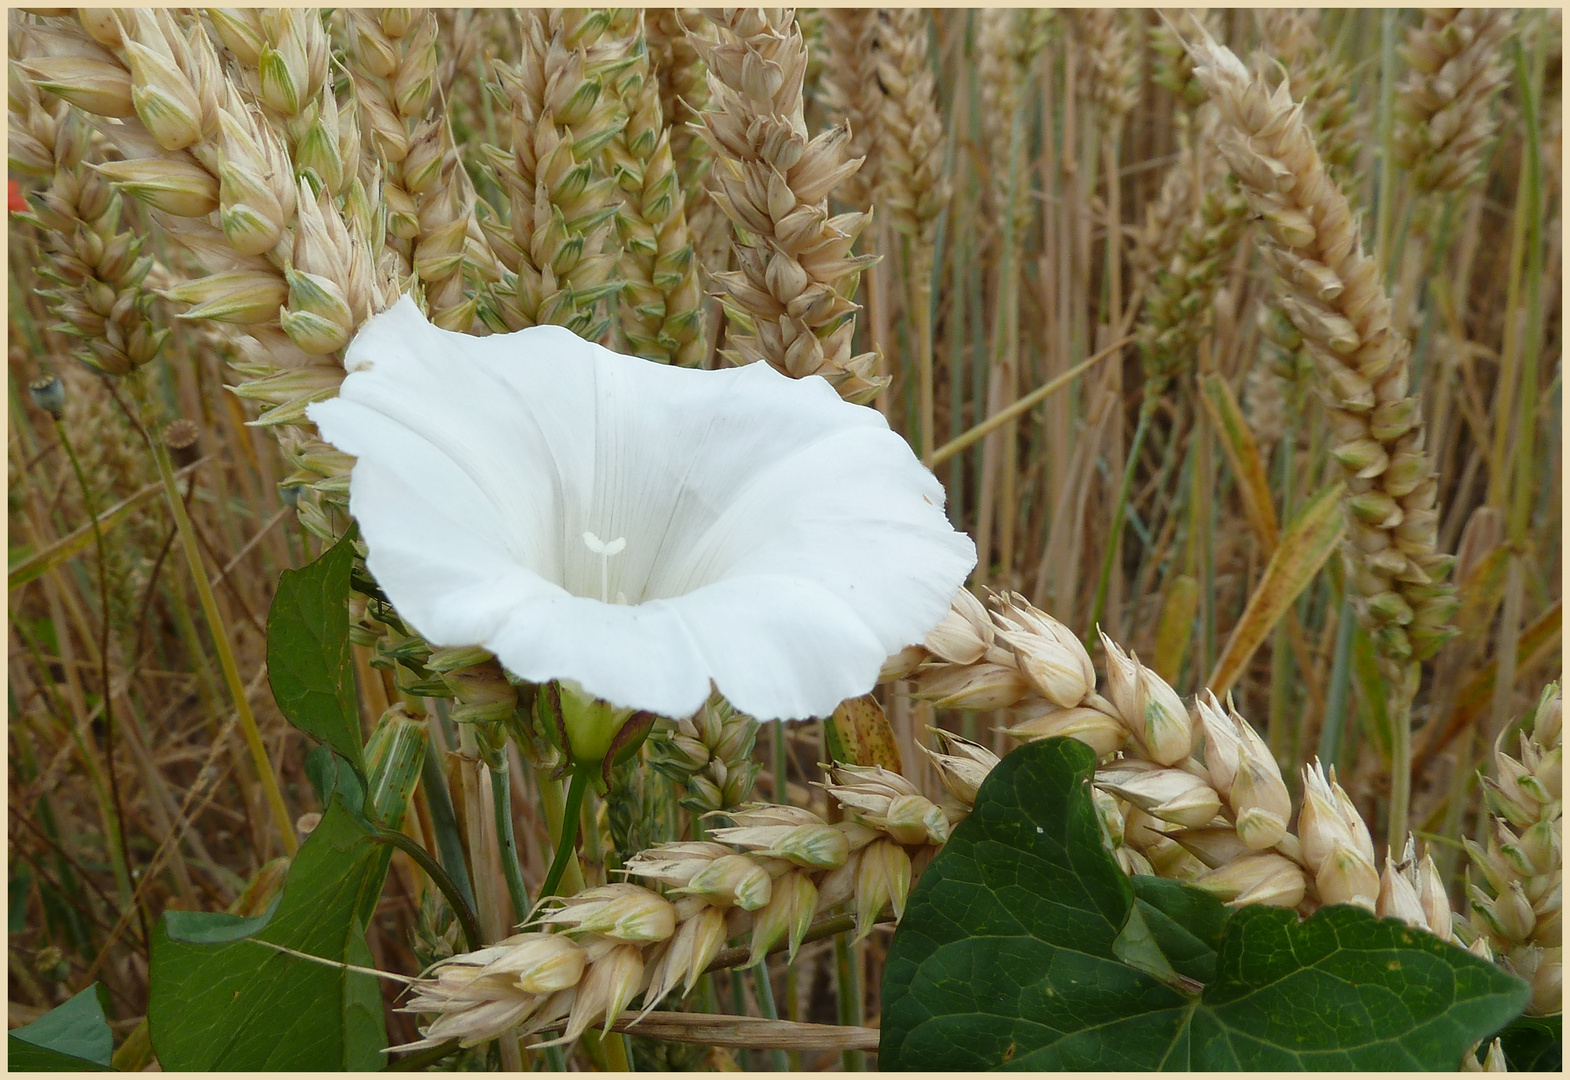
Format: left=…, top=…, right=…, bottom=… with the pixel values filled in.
left=539, top=765, right=590, bottom=902
left=371, top=826, right=482, bottom=952
left=150, top=431, right=297, bottom=855
left=420, top=737, right=476, bottom=914
left=489, top=753, right=529, bottom=925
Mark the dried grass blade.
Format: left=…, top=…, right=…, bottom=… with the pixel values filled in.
left=1198, top=374, right=1279, bottom=555
left=826, top=694, right=903, bottom=773
left=8, top=457, right=210, bottom=589
left=1207, top=482, right=1346, bottom=696
left=1150, top=574, right=1199, bottom=685
left=612, top=1012, right=880, bottom=1052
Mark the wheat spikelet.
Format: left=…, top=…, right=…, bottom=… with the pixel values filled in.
left=404, top=598, right=1525, bottom=1053
left=645, top=694, right=762, bottom=813
left=1151, top=8, right=1217, bottom=110
left=1129, top=107, right=1226, bottom=290
left=1464, top=684, right=1563, bottom=1015
left=1187, top=25, right=1458, bottom=668
left=1254, top=9, right=1362, bottom=185
left=1068, top=9, right=1138, bottom=129
left=977, top=9, right=1049, bottom=222
left=337, top=8, right=492, bottom=333
left=8, top=60, right=166, bottom=377
left=17, top=10, right=395, bottom=541
left=694, top=8, right=883, bottom=403
left=1395, top=9, right=1514, bottom=195
left=477, top=10, right=631, bottom=340
left=645, top=9, right=728, bottom=279
left=820, top=7, right=883, bottom=213
left=875, top=8, right=948, bottom=258
left=1133, top=144, right=1249, bottom=401
left=603, top=14, right=704, bottom=366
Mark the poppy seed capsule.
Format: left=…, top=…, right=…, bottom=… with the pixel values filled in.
left=163, top=418, right=200, bottom=468
left=28, top=375, right=65, bottom=420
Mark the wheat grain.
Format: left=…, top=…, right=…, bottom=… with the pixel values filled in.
left=1465, top=684, right=1562, bottom=1015
left=8, top=63, right=166, bottom=378
left=1068, top=9, right=1138, bottom=129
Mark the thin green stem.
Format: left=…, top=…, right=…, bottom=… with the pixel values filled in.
left=371, top=827, right=482, bottom=953
left=751, top=960, right=790, bottom=1071
left=834, top=933, right=864, bottom=1071
left=420, top=738, right=476, bottom=914
left=489, top=755, right=529, bottom=926
left=1374, top=9, right=1398, bottom=275
left=538, top=765, right=590, bottom=903
left=55, top=421, right=145, bottom=947
left=1085, top=401, right=1153, bottom=647
left=387, top=1038, right=461, bottom=1071
left=1318, top=595, right=1357, bottom=769
left=149, top=429, right=297, bottom=855
left=1385, top=664, right=1416, bottom=852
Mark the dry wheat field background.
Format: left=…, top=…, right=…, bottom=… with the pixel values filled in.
left=5, top=6, right=1563, bottom=1073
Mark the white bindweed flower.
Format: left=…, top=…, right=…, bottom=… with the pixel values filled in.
left=310, top=298, right=975, bottom=721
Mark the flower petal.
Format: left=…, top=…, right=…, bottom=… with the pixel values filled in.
left=309, top=297, right=975, bottom=719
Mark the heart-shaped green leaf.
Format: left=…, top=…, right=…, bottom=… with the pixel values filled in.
left=268, top=531, right=364, bottom=776
left=147, top=796, right=387, bottom=1070
left=880, top=738, right=1531, bottom=1070
left=8, top=983, right=114, bottom=1071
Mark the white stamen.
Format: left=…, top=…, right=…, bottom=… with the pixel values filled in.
left=582, top=531, right=627, bottom=603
